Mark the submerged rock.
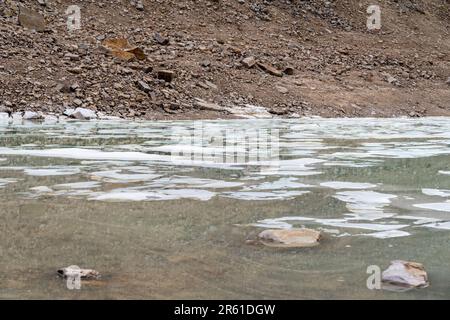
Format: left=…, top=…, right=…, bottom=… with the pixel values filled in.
left=257, top=228, right=321, bottom=248
left=57, top=265, right=100, bottom=280
left=382, top=260, right=429, bottom=289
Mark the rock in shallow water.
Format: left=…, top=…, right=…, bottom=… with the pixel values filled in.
left=257, top=228, right=321, bottom=248
left=65, top=107, right=97, bottom=120
left=382, top=260, right=429, bottom=289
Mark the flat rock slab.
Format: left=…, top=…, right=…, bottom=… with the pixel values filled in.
left=382, top=260, right=429, bottom=290
left=18, top=7, right=46, bottom=32
left=257, top=62, right=283, bottom=77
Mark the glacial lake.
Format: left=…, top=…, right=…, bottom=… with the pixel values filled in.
left=0, top=116, right=449, bottom=299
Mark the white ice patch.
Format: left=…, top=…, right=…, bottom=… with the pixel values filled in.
left=422, top=188, right=450, bottom=197
left=314, top=220, right=409, bottom=231
left=222, top=190, right=309, bottom=201
left=147, top=176, right=244, bottom=189
left=414, top=201, right=450, bottom=212
left=333, top=191, right=397, bottom=220
left=90, top=188, right=215, bottom=202
left=320, top=181, right=377, bottom=190
left=90, top=170, right=161, bottom=183
left=243, top=177, right=313, bottom=191
left=0, top=148, right=170, bottom=162
left=53, top=181, right=102, bottom=189
left=24, top=168, right=81, bottom=176
left=395, top=215, right=442, bottom=225
left=360, top=230, right=411, bottom=239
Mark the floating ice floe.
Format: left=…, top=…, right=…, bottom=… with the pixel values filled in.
left=146, top=176, right=244, bottom=189
left=422, top=188, right=450, bottom=197
left=320, top=181, right=377, bottom=190
left=243, top=177, right=313, bottom=190
left=53, top=181, right=102, bottom=190
left=414, top=201, right=450, bottom=212
left=222, top=190, right=309, bottom=201
left=90, top=188, right=215, bottom=202
left=395, top=215, right=442, bottom=225
left=90, top=170, right=161, bottom=183
left=360, top=230, right=410, bottom=239
left=248, top=213, right=414, bottom=239
left=23, top=167, right=81, bottom=176
left=333, top=191, right=397, bottom=220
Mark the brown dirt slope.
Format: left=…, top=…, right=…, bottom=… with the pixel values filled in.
left=1, top=0, right=449, bottom=119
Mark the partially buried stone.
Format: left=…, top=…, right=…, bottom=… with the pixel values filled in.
left=157, top=70, right=175, bottom=82
left=257, top=62, right=283, bottom=77
left=136, top=80, right=151, bottom=93
left=257, top=228, right=321, bottom=248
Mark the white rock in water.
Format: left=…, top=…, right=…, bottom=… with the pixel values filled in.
left=382, top=260, right=429, bottom=289
left=63, top=108, right=75, bottom=117
left=258, top=228, right=321, bottom=248
left=70, top=107, right=97, bottom=120
left=23, top=111, right=43, bottom=120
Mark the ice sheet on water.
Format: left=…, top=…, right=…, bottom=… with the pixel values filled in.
left=146, top=176, right=244, bottom=189
left=90, top=170, right=161, bottom=183
left=90, top=188, right=215, bottom=202
left=422, top=188, right=450, bottom=197
left=414, top=201, right=450, bottom=212
left=320, top=181, right=377, bottom=190
left=249, top=215, right=411, bottom=238
left=53, top=181, right=102, bottom=189
left=333, top=191, right=397, bottom=220
left=243, top=177, right=313, bottom=190
left=24, top=168, right=81, bottom=176
left=222, top=190, right=310, bottom=201
left=360, top=230, right=411, bottom=239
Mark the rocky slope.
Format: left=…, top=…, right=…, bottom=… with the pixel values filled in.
left=1, top=0, right=449, bottom=120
